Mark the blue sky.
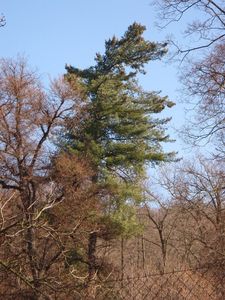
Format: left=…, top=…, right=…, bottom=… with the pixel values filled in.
left=1, top=0, right=191, bottom=155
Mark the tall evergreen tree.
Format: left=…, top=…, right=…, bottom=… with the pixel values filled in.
left=65, top=22, right=174, bottom=207
left=64, top=23, right=175, bottom=294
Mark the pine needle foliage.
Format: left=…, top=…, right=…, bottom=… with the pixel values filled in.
left=64, top=23, right=175, bottom=235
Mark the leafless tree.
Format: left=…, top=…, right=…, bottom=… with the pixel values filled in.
left=159, top=157, right=225, bottom=268
left=154, top=0, right=225, bottom=147
left=141, top=193, right=174, bottom=273
left=154, top=0, right=225, bottom=57
left=0, top=57, right=83, bottom=299
left=180, top=42, right=225, bottom=149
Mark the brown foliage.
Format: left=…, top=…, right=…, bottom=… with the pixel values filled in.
left=0, top=57, right=88, bottom=299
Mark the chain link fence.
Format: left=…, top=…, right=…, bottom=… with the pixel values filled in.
left=96, top=266, right=225, bottom=300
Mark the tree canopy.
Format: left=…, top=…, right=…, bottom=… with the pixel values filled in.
left=65, top=23, right=175, bottom=215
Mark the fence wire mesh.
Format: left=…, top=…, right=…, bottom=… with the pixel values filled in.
left=96, top=266, right=225, bottom=300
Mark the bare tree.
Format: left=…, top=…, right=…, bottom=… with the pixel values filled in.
left=154, top=0, right=225, bottom=148
left=181, top=43, right=225, bottom=145
left=142, top=194, right=172, bottom=273
left=0, top=57, right=81, bottom=299
left=154, top=0, right=225, bottom=57
left=159, top=157, right=225, bottom=268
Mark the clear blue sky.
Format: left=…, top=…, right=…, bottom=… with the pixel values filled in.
left=1, top=0, right=190, bottom=155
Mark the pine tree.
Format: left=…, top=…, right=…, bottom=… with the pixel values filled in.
left=64, top=23, right=175, bottom=294
left=66, top=22, right=174, bottom=209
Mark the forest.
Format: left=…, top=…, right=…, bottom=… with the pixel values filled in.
left=0, top=1, right=225, bottom=299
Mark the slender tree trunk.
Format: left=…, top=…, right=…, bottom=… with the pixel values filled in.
left=87, top=231, right=98, bottom=299
left=141, top=235, right=145, bottom=270
left=21, top=187, right=40, bottom=300
left=137, top=236, right=140, bottom=269
left=121, top=237, right=124, bottom=286
left=158, top=228, right=166, bottom=274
